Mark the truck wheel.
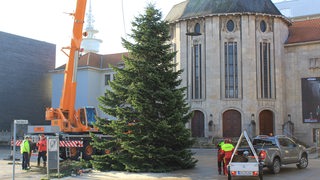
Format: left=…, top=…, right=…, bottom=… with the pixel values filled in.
left=82, top=141, right=95, bottom=160
left=70, top=147, right=80, bottom=160
left=59, top=148, right=67, bottom=160
left=270, top=158, right=281, bottom=174
left=296, top=154, right=308, bottom=169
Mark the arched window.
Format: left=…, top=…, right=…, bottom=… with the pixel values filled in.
left=194, top=23, right=201, bottom=34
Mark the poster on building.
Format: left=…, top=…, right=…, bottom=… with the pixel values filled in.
left=301, top=77, right=320, bottom=123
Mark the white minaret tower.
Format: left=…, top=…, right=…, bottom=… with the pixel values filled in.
left=81, top=0, right=102, bottom=53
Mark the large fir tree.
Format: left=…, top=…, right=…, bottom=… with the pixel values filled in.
left=91, top=4, right=197, bottom=172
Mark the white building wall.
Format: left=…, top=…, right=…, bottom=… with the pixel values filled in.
left=99, top=69, right=117, bottom=120
left=51, top=72, right=64, bottom=108
left=76, top=69, right=101, bottom=109
left=285, top=42, right=320, bottom=145
left=52, top=68, right=107, bottom=119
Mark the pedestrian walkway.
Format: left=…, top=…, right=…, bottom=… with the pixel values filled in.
left=1, top=158, right=46, bottom=180
left=55, top=148, right=220, bottom=180
left=1, top=146, right=320, bottom=180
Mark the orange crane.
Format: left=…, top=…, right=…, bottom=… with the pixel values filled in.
left=33, top=0, right=106, bottom=160
left=45, top=0, right=96, bottom=133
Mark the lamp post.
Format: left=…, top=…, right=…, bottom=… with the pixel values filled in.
left=208, top=114, right=214, bottom=132
left=251, top=114, right=255, bottom=122
left=250, top=114, right=256, bottom=137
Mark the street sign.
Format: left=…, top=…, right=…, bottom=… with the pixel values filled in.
left=12, top=119, right=29, bottom=180
left=14, top=119, right=28, bottom=124
left=47, top=136, right=60, bottom=178
left=48, top=139, right=58, bottom=152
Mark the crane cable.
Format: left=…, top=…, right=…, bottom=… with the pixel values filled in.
left=121, top=0, right=127, bottom=38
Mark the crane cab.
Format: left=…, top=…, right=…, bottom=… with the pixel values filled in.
left=45, top=106, right=98, bottom=133
left=79, top=106, right=97, bottom=128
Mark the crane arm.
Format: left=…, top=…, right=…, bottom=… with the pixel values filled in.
left=60, top=0, right=87, bottom=120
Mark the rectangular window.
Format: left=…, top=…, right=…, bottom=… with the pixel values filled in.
left=105, top=74, right=111, bottom=86
left=309, top=58, right=320, bottom=69
left=192, top=44, right=202, bottom=99
left=260, top=42, right=272, bottom=98
left=224, top=42, right=238, bottom=98
left=313, top=128, right=320, bottom=143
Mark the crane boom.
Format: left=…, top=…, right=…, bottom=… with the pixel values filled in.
left=45, top=0, right=97, bottom=133
left=60, top=0, right=87, bottom=116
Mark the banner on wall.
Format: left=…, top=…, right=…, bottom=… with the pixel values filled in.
left=301, top=77, right=320, bottom=123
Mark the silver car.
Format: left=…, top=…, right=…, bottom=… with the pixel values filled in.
left=252, top=135, right=308, bottom=174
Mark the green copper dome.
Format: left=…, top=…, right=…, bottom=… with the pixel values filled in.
left=166, top=0, right=282, bottom=22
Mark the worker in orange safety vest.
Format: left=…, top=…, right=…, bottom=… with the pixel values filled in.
left=36, top=134, right=47, bottom=167
left=221, top=138, right=234, bottom=175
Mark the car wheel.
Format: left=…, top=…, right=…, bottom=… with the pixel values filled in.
left=271, top=158, right=281, bottom=174
left=297, top=154, right=308, bottom=169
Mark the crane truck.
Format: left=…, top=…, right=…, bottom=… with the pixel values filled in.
left=25, top=0, right=109, bottom=160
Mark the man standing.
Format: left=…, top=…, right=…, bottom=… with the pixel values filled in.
left=36, top=134, right=47, bottom=167
left=221, top=138, right=234, bottom=175
left=28, top=137, right=36, bottom=169
left=20, top=136, right=31, bottom=170
left=216, top=140, right=225, bottom=175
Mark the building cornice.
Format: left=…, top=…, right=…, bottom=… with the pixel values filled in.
left=49, top=66, right=113, bottom=73
left=285, top=40, right=320, bottom=47
left=168, top=13, right=291, bottom=25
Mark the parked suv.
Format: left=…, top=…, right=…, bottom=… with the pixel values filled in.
left=251, top=135, right=308, bottom=174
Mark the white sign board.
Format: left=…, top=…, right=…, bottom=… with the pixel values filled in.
left=47, top=136, right=60, bottom=177
left=14, top=119, right=28, bottom=124
left=48, top=139, right=58, bottom=152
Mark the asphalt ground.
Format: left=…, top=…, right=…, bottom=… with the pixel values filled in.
left=1, top=146, right=320, bottom=180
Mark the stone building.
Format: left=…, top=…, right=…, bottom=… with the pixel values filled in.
left=0, top=31, right=55, bottom=133
left=165, top=0, right=320, bottom=145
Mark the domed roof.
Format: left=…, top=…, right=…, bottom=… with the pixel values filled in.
left=166, top=0, right=283, bottom=22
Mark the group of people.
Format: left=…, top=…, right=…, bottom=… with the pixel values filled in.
left=216, top=138, right=235, bottom=175
left=20, top=134, right=47, bottom=170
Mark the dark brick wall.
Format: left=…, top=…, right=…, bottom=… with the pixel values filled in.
left=0, top=31, right=55, bottom=131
